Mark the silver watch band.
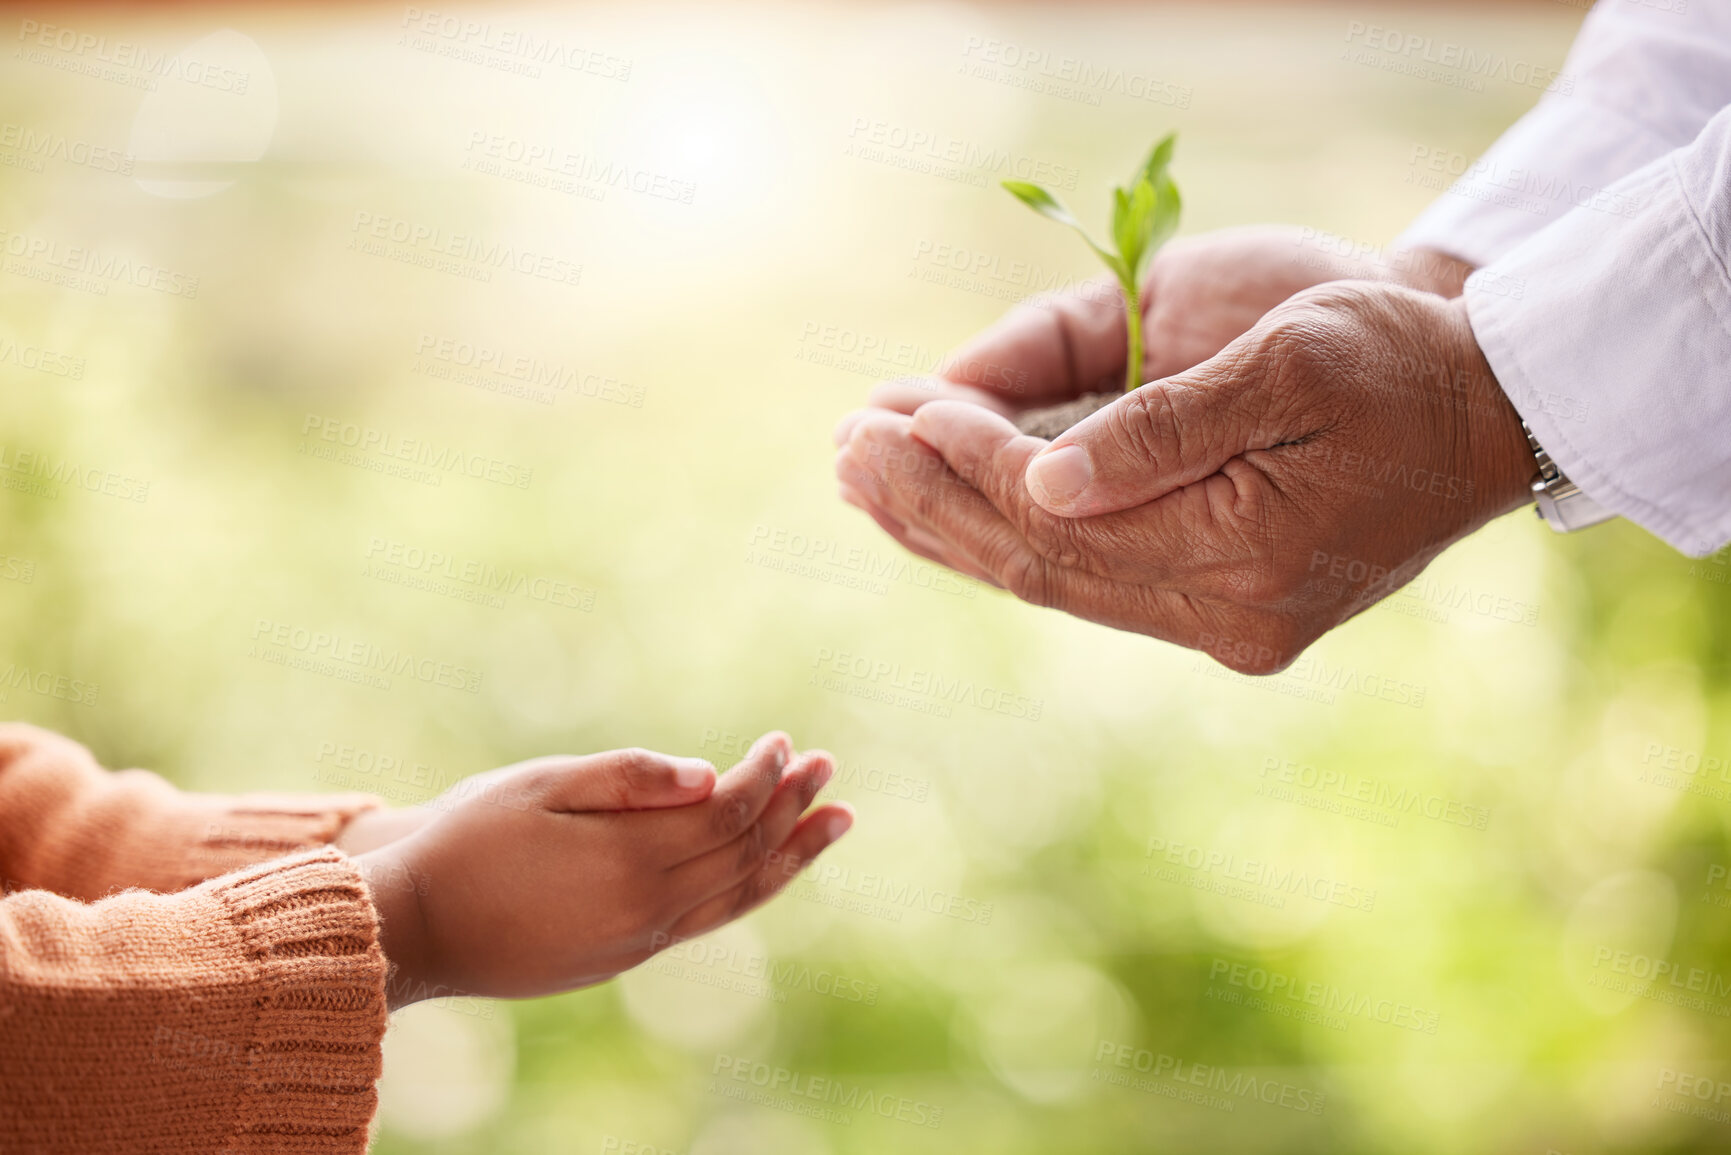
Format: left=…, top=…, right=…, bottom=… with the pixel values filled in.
left=1521, top=420, right=1616, bottom=533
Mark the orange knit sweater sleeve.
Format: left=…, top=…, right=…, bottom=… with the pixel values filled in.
left=0, top=848, right=389, bottom=1153
left=0, top=724, right=392, bottom=1153
left=0, top=722, right=383, bottom=900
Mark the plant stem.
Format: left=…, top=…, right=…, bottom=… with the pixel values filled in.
left=1123, top=279, right=1143, bottom=393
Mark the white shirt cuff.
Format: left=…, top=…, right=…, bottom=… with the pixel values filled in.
left=1464, top=128, right=1731, bottom=557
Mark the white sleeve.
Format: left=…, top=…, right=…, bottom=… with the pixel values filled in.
left=1398, top=0, right=1731, bottom=267
left=1464, top=104, right=1731, bottom=556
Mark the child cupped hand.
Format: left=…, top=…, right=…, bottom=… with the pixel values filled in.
left=340, top=732, right=850, bottom=1007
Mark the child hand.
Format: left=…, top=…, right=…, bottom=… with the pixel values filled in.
left=352, top=733, right=850, bottom=1007
left=332, top=806, right=435, bottom=856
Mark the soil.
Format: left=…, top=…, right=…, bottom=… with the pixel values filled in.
left=1013, top=390, right=1120, bottom=440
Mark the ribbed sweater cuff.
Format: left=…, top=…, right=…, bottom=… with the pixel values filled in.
left=206, top=848, right=388, bottom=1153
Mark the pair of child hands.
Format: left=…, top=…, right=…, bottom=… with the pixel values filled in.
left=333, top=732, right=851, bottom=1008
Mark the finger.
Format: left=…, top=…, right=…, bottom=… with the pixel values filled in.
left=903, top=525, right=1002, bottom=588
left=839, top=468, right=944, bottom=564
left=650, top=731, right=790, bottom=858
left=909, top=401, right=1047, bottom=515
left=939, top=275, right=1131, bottom=403
left=861, top=418, right=1237, bottom=632
left=851, top=404, right=1305, bottom=669
left=838, top=479, right=906, bottom=535
left=750, top=751, right=836, bottom=859
left=520, top=749, right=717, bottom=813
left=864, top=377, right=1018, bottom=418
left=848, top=411, right=1032, bottom=583
left=735, top=803, right=854, bottom=919
left=904, top=401, right=1130, bottom=579
left=836, top=410, right=955, bottom=527
left=833, top=408, right=873, bottom=448
left=909, top=399, right=1271, bottom=590
left=838, top=409, right=950, bottom=504
left=841, top=484, right=949, bottom=569
left=667, top=804, right=854, bottom=940
left=663, top=751, right=834, bottom=899
left=888, top=491, right=1232, bottom=648
left=1021, top=339, right=1288, bottom=518
left=838, top=475, right=1000, bottom=585
left=841, top=414, right=1017, bottom=582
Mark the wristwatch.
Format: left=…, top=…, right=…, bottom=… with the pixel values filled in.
left=1521, top=420, right=1615, bottom=533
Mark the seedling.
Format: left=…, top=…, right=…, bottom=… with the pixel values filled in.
left=1001, top=133, right=1182, bottom=395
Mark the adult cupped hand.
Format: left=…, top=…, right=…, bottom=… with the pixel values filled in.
left=864, top=224, right=1472, bottom=420
left=835, top=281, right=1537, bottom=674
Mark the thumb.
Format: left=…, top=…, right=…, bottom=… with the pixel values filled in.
left=1022, top=345, right=1275, bottom=518
left=514, top=749, right=719, bottom=813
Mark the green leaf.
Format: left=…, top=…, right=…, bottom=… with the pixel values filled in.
left=1002, top=181, right=1080, bottom=229
left=1001, top=134, right=1178, bottom=387
left=1101, top=250, right=1131, bottom=286
left=1002, top=179, right=1122, bottom=276
left=1123, top=176, right=1158, bottom=279
left=1111, top=185, right=1134, bottom=266
left=1130, top=132, right=1178, bottom=192
left=1144, top=174, right=1182, bottom=256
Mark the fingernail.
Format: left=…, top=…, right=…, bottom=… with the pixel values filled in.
left=674, top=759, right=713, bottom=788
left=1025, top=444, right=1093, bottom=509
left=826, top=809, right=854, bottom=841
left=754, top=732, right=790, bottom=770
left=813, top=759, right=835, bottom=792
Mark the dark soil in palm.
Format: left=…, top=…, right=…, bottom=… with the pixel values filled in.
left=1013, top=390, right=1119, bottom=439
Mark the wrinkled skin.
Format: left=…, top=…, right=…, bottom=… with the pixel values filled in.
left=835, top=241, right=1534, bottom=674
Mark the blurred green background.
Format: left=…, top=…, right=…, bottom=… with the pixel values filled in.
left=8, top=2, right=1731, bottom=1152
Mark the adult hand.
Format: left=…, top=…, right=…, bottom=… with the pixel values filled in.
left=859, top=225, right=1472, bottom=421
left=834, top=281, right=1535, bottom=673
left=354, top=733, right=851, bottom=1007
